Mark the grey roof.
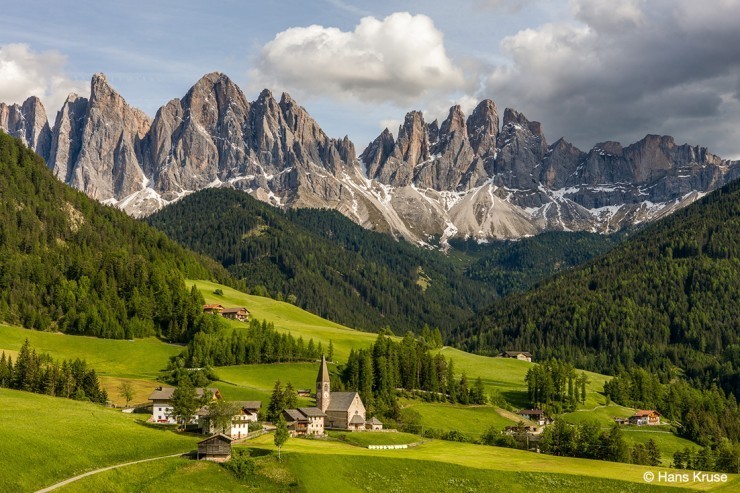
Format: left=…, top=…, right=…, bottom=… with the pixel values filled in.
left=298, top=407, right=326, bottom=418
left=283, top=409, right=304, bottom=422
left=148, top=387, right=219, bottom=401
left=502, top=351, right=532, bottom=357
left=198, top=433, right=233, bottom=444
left=326, top=392, right=359, bottom=412
left=349, top=414, right=365, bottom=425
left=233, top=401, right=262, bottom=410
left=520, top=409, right=544, bottom=415
left=221, top=307, right=249, bottom=314
left=316, top=354, right=330, bottom=383
left=367, top=417, right=382, bottom=425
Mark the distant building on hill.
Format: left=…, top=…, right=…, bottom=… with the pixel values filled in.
left=149, top=386, right=221, bottom=424
left=220, top=307, right=250, bottom=322
left=498, top=351, right=533, bottom=362
left=203, top=304, right=225, bottom=314
left=518, top=409, right=552, bottom=426
left=629, top=410, right=661, bottom=426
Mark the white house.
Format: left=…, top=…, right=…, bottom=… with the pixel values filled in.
left=149, top=386, right=221, bottom=424
left=198, top=401, right=261, bottom=438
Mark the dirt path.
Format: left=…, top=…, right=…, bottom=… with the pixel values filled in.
left=35, top=452, right=187, bottom=492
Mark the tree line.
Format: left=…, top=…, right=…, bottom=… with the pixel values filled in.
left=525, top=359, right=590, bottom=413
left=338, top=332, right=487, bottom=419
left=604, top=368, right=740, bottom=446
left=0, top=339, right=107, bottom=404
left=175, top=317, right=325, bottom=368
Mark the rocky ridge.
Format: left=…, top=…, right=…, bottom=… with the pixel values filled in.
left=2, top=72, right=739, bottom=245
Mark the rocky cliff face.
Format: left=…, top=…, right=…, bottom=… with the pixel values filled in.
left=2, top=72, right=739, bottom=245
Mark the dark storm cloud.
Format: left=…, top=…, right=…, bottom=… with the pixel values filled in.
left=482, top=0, right=740, bottom=157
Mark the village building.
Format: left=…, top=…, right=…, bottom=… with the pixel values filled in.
left=197, top=434, right=233, bottom=461
left=149, top=386, right=221, bottom=424
left=517, top=409, right=552, bottom=426
left=198, top=401, right=261, bottom=438
left=315, top=354, right=382, bottom=431
left=629, top=410, right=662, bottom=426
left=220, top=307, right=250, bottom=322
left=498, top=351, right=533, bottom=362
left=203, top=303, right=225, bottom=314
left=282, top=407, right=327, bottom=437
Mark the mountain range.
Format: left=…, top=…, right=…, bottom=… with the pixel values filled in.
left=2, top=72, right=739, bottom=244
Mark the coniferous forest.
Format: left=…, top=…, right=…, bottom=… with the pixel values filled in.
left=0, top=131, right=232, bottom=342
left=146, top=187, right=617, bottom=334
left=454, top=178, right=740, bottom=397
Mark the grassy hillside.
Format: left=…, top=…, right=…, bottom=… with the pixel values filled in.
left=52, top=433, right=732, bottom=492
left=245, top=434, right=735, bottom=491
left=0, top=389, right=197, bottom=492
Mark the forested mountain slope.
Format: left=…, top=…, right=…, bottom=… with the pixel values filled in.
left=454, top=178, right=740, bottom=395
left=147, top=188, right=497, bottom=333
left=0, top=131, right=231, bottom=341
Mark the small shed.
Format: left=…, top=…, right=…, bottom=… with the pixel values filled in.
left=197, top=433, right=233, bottom=462
left=366, top=416, right=383, bottom=430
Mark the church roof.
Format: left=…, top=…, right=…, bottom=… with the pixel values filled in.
left=316, top=354, right=330, bottom=383
left=368, top=416, right=382, bottom=425
left=326, top=392, right=359, bottom=412
left=349, top=414, right=366, bottom=425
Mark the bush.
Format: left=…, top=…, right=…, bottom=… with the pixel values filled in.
left=222, top=449, right=256, bottom=480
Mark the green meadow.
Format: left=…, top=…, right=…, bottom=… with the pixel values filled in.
left=0, top=389, right=197, bottom=493
left=328, top=431, right=421, bottom=447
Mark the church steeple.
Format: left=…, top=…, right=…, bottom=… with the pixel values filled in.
left=316, top=354, right=330, bottom=412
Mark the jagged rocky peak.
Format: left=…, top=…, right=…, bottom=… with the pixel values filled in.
left=466, top=99, right=499, bottom=157
left=49, top=93, right=89, bottom=183
left=67, top=73, right=152, bottom=201
left=395, top=110, right=431, bottom=166
left=541, top=137, right=584, bottom=188
left=361, top=128, right=396, bottom=177
left=494, top=108, right=548, bottom=189
left=0, top=96, right=52, bottom=161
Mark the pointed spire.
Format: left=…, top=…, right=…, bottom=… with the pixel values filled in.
left=316, top=354, right=330, bottom=384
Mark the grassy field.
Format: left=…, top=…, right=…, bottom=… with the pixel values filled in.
left=328, top=431, right=422, bottom=447
left=623, top=429, right=700, bottom=467
left=53, top=436, right=725, bottom=493
left=561, top=404, right=637, bottom=426
left=245, top=434, right=736, bottom=491
left=0, top=388, right=198, bottom=493
left=0, top=324, right=180, bottom=379
left=193, top=280, right=379, bottom=361
left=402, top=400, right=518, bottom=437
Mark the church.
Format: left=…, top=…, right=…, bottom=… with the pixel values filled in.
left=316, top=354, right=382, bottom=431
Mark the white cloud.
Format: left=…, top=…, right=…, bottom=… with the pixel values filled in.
left=0, top=44, right=87, bottom=118
left=253, top=12, right=465, bottom=105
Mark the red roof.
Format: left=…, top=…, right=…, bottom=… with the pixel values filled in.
left=633, top=410, right=661, bottom=417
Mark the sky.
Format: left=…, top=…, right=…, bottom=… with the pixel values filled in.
left=1, top=0, right=740, bottom=158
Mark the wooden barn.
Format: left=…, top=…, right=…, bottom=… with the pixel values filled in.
left=197, top=433, right=233, bottom=462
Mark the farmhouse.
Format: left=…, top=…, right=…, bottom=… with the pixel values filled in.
left=197, top=434, right=233, bottom=461
left=282, top=407, right=326, bottom=436
left=203, top=303, right=224, bottom=314
left=149, top=386, right=222, bottom=424
left=629, top=410, right=661, bottom=426
left=498, top=351, right=533, bottom=362
left=316, top=354, right=382, bottom=431
left=221, top=307, right=250, bottom=322
left=198, top=401, right=261, bottom=438
left=518, top=409, right=552, bottom=426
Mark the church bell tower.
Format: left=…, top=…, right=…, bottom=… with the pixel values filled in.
left=316, top=354, right=331, bottom=412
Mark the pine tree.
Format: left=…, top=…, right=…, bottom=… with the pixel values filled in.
left=267, top=380, right=285, bottom=422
